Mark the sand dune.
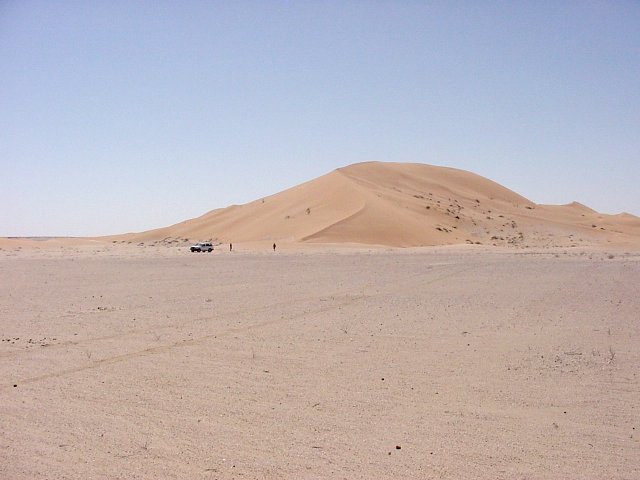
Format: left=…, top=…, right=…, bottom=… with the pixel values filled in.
left=3, top=162, right=639, bottom=250
left=110, top=162, right=639, bottom=249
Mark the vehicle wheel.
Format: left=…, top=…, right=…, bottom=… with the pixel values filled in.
left=208, top=249, right=212, bottom=252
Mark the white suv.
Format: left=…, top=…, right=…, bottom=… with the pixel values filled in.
left=190, top=242, right=213, bottom=253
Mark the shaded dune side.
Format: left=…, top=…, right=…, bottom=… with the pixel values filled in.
left=302, top=172, right=463, bottom=246
left=304, top=162, right=534, bottom=246
left=302, top=197, right=455, bottom=246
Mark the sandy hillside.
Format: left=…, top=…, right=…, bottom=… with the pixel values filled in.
left=1, top=247, right=639, bottom=479
left=104, top=162, right=640, bottom=250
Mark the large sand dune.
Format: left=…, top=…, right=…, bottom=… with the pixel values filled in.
left=108, top=162, right=640, bottom=250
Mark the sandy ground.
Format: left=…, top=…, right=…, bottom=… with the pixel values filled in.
left=1, top=245, right=639, bottom=479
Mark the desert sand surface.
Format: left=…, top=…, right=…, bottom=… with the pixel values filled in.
left=1, top=245, right=639, bottom=479
left=98, top=162, right=640, bottom=250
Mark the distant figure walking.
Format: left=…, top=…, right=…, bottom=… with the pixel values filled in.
left=229, top=243, right=232, bottom=252
left=273, top=243, right=276, bottom=252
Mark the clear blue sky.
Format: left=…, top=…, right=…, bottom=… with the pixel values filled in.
left=2, top=1, right=639, bottom=236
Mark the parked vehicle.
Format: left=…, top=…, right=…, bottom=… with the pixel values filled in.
left=190, top=242, right=213, bottom=253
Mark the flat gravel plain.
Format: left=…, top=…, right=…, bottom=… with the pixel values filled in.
left=1, top=247, right=639, bottom=479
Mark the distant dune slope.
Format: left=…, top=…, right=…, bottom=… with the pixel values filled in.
left=110, top=162, right=639, bottom=248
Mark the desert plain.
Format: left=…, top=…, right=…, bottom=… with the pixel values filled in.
left=1, top=244, right=639, bottom=479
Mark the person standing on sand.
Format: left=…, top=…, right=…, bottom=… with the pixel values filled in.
left=229, top=243, right=232, bottom=252
left=273, top=243, right=276, bottom=252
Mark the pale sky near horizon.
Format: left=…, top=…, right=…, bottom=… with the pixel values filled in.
left=2, top=1, right=639, bottom=237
